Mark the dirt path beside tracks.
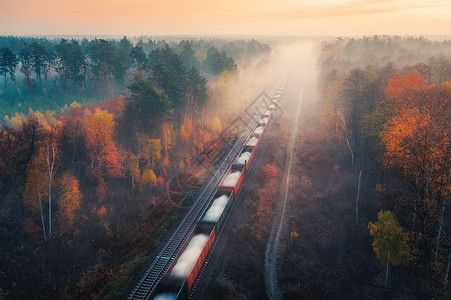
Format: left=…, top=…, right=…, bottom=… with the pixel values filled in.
left=265, top=90, right=303, bottom=300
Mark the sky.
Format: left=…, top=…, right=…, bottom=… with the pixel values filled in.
left=1, top=0, right=451, bottom=36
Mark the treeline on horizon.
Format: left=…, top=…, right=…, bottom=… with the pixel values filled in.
left=0, top=36, right=272, bottom=299
left=0, top=35, right=271, bottom=120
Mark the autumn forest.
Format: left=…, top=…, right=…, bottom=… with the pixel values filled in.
left=1, top=34, right=451, bottom=300
left=0, top=36, right=271, bottom=298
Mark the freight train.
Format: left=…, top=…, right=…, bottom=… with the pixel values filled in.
left=150, top=81, right=287, bottom=300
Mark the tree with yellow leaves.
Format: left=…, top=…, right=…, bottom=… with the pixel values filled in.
left=24, top=149, right=48, bottom=240
left=369, top=210, right=414, bottom=288
left=58, top=171, right=82, bottom=231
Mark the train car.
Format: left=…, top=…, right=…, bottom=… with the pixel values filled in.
left=234, top=146, right=255, bottom=171
left=253, top=125, right=265, bottom=137
left=200, top=191, right=234, bottom=232
left=268, top=104, right=276, bottom=110
left=244, top=127, right=264, bottom=150
left=152, top=223, right=216, bottom=300
left=244, top=134, right=260, bottom=149
left=219, top=165, right=245, bottom=197
left=258, top=116, right=269, bottom=126
left=247, top=125, right=265, bottom=145
left=263, top=109, right=271, bottom=118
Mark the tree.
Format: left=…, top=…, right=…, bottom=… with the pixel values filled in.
left=369, top=210, right=414, bottom=288
left=30, top=42, right=46, bottom=89
left=381, top=79, right=451, bottom=264
left=141, top=168, right=157, bottom=189
left=19, top=42, right=34, bottom=89
left=140, top=137, right=162, bottom=168
left=204, top=46, right=237, bottom=75
left=126, top=72, right=170, bottom=127
left=24, top=150, right=48, bottom=240
left=0, top=47, right=18, bottom=94
left=125, top=153, right=140, bottom=188
left=29, top=41, right=54, bottom=93
left=58, top=171, right=81, bottom=231
left=56, top=39, right=87, bottom=91
left=42, top=130, right=59, bottom=237
left=184, top=67, right=208, bottom=123
left=340, top=68, right=367, bottom=165
left=0, top=117, right=43, bottom=246
left=88, top=39, right=116, bottom=94
left=112, top=37, right=132, bottom=88
left=131, top=45, right=147, bottom=71
left=179, top=40, right=199, bottom=70
left=83, top=108, right=123, bottom=178
left=149, top=45, right=187, bottom=120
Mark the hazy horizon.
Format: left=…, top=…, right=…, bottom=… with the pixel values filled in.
left=2, top=0, right=451, bottom=36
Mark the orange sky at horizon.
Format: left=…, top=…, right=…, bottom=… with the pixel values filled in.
left=1, top=0, right=451, bottom=36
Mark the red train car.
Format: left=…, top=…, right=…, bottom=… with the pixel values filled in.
left=258, top=116, right=270, bottom=126
left=244, top=134, right=260, bottom=151
left=161, top=223, right=216, bottom=296
left=244, top=125, right=265, bottom=151
left=253, top=125, right=266, bottom=138
left=233, top=146, right=255, bottom=172
left=201, top=191, right=234, bottom=233
left=219, top=165, right=245, bottom=197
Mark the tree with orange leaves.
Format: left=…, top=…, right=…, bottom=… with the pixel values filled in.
left=58, top=171, right=82, bottom=231
left=381, top=76, right=450, bottom=201
left=83, top=108, right=123, bottom=178
left=381, top=75, right=451, bottom=263
left=23, top=126, right=60, bottom=238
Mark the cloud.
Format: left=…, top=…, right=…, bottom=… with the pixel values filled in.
left=252, top=0, right=443, bottom=20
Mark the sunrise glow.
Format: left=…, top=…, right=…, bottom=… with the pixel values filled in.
left=1, top=0, right=451, bottom=36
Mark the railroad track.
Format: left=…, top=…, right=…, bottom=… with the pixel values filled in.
left=128, top=108, right=264, bottom=300
left=128, top=77, right=288, bottom=300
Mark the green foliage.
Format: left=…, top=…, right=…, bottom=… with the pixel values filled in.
left=204, top=46, right=237, bottom=75
left=368, top=210, right=414, bottom=266
left=149, top=45, right=187, bottom=112
left=56, top=39, right=87, bottom=87
left=126, top=73, right=170, bottom=122
left=178, top=40, right=200, bottom=70
left=187, top=66, right=208, bottom=109
left=131, top=45, right=147, bottom=70
left=0, top=47, right=18, bottom=91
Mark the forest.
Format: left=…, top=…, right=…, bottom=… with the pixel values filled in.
left=275, top=36, right=451, bottom=298
left=0, top=36, right=270, bottom=119
left=0, top=36, right=271, bottom=299
left=1, top=34, right=450, bottom=299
